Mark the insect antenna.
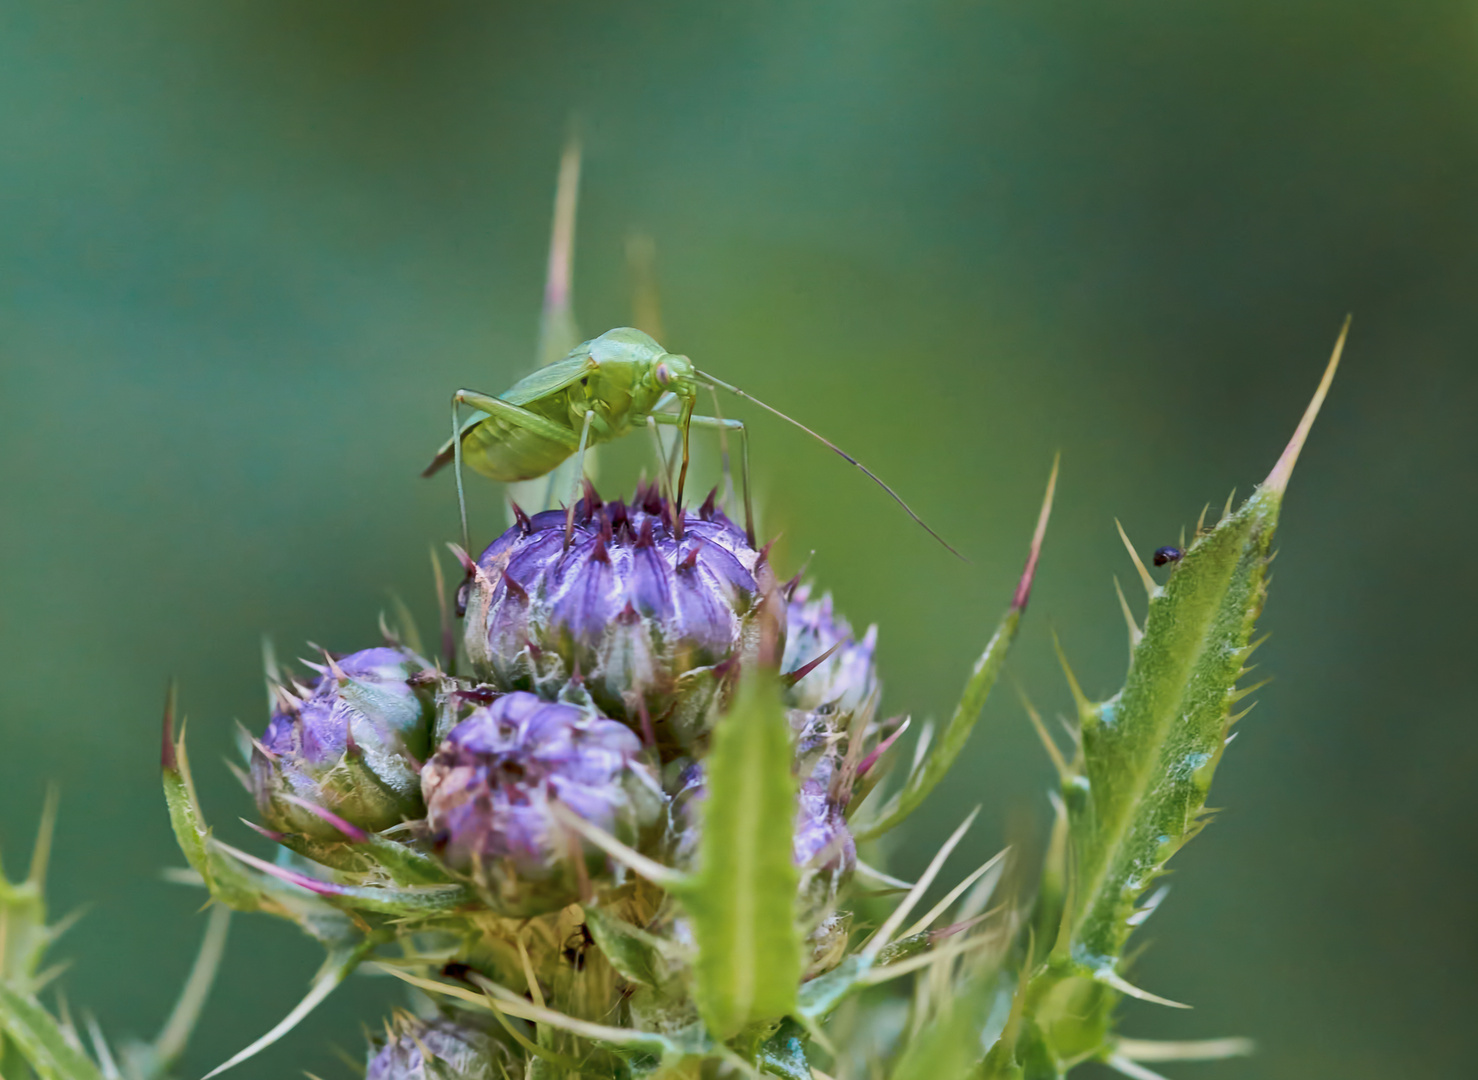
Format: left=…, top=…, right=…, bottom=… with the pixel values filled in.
left=696, top=370, right=966, bottom=561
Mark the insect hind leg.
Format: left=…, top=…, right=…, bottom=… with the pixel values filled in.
left=564, top=409, right=596, bottom=551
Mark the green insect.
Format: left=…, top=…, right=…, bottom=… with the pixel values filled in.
left=424, top=326, right=960, bottom=557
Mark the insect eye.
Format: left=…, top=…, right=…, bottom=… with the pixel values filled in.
left=654, top=362, right=672, bottom=387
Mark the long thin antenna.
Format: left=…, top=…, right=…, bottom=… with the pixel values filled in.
left=696, top=369, right=966, bottom=560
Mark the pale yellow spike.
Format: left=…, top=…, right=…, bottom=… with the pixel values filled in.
left=900, top=847, right=1009, bottom=939
left=626, top=232, right=665, bottom=342
left=515, top=934, right=546, bottom=1010
left=1265, top=315, right=1350, bottom=496
left=1195, top=503, right=1210, bottom=536
left=862, top=807, right=979, bottom=959
left=1019, top=690, right=1070, bottom=782
left=1096, top=967, right=1191, bottom=1009
left=32, top=960, right=72, bottom=991
left=1221, top=488, right=1237, bottom=523
left=538, top=132, right=582, bottom=367
left=1052, top=631, right=1095, bottom=722
left=1113, top=576, right=1143, bottom=653
left=28, top=784, right=60, bottom=887
left=1115, top=520, right=1158, bottom=600
left=1115, top=1036, right=1255, bottom=1063
left=547, top=804, right=685, bottom=889
left=1228, top=677, right=1273, bottom=705
left=1105, top=1054, right=1173, bottom=1080
left=1244, top=633, right=1272, bottom=659
left=1227, top=702, right=1259, bottom=726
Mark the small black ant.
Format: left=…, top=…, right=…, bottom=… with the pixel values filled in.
left=1152, top=546, right=1184, bottom=567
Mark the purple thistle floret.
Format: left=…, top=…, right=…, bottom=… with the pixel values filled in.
left=252, top=646, right=431, bottom=839
left=782, top=583, right=878, bottom=714
left=421, top=691, right=663, bottom=916
left=463, top=485, right=779, bottom=750
left=367, top=1016, right=510, bottom=1080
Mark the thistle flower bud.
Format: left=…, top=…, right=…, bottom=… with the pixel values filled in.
left=782, top=584, right=878, bottom=714
left=252, top=646, right=432, bottom=839
left=421, top=691, right=663, bottom=915
left=463, top=486, right=778, bottom=749
left=367, top=1016, right=512, bottom=1080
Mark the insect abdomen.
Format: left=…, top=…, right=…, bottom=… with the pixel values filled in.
left=461, top=412, right=575, bottom=482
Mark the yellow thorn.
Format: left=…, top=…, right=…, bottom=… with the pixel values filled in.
left=1221, top=488, right=1237, bottom=523
left=1195, top=503, right=1210, bottom=536
left=1265, top=314, right=1350, bottom=496
left=1097, top=967, right=1192, bottom=1009
left=1229, top=677, right=1273, bottom=705
left=1113, top=576, right=1144, bottom=654
left=1227, top=702, right=1260, bottom=726
left=1051, top=630, right=1095, bottom=722
left=1114, top=1036, right=1255, bottom=1063
left=1115, top=519, right=1158, bottom=600
left=543, top=131, right=582, bottom=330
left=28, top=784, right=60, bottom=888
left=1018, top=687, right=1070, bottom=781
left=515, top=933, right=546, bottom=1010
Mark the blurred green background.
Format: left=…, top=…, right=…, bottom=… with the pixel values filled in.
left=2, top=2, right=1474, bottom=1077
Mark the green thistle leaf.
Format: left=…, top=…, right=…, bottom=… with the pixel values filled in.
left=686, top=667, right=802, bottom=1039
left=1003, top=320, right=1348, bottom=1074
left=1066, top=321, right=1344, bottom=974
left=0, top=985, right=103, bottom=1080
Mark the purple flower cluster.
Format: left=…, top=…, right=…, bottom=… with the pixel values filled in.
left=246, top=488, right=882, bottom=977
left=421, top=691, right=662, bottom=915
left=462, top=485, right=779, bottom=749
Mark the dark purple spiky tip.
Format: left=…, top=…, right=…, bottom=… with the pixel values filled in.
left=422, top=691, right=662, bottom=915
left=463, top=483, right=780, bottom=750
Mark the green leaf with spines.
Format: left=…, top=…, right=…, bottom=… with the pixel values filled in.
left=685, top=667, right=802, bottom=1039
left=1002, top=320, right=1348, bottom=1074
left=0, top=985, right=104, bottom=1080
left=1066, top=488, right=1276, bottom=969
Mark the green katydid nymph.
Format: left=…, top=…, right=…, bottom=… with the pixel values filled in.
left=424, top=326, right=961, bottom=558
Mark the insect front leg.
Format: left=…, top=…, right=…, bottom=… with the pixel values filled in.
left=653, top=413, right=755, bottom=547
left=645, top=416, right=677, bottom=505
